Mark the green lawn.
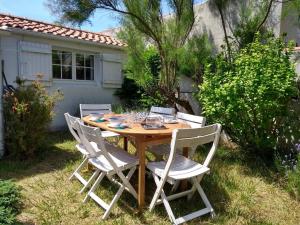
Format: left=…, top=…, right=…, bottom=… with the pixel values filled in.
left=0, top=132, right=299, bottom=225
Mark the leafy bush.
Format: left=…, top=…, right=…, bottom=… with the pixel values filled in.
left=198, top=35, right=299, bottom=157
left=116, top=45, right=168, bottom=109
left=3, top=77, right=63, bottom=159
left=177, top=34, right=213, bottom=84
left=114, top=77, right=143, bottom=109
left=0, top=180, right=21, bottom=225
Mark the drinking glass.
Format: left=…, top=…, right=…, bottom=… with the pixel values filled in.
left=146, top=115, right=163, bottom=128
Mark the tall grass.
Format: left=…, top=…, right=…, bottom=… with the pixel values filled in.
left=1, top=132, right=300, bottom=225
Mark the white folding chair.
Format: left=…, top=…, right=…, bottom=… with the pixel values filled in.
left=79, top=104, right=119, bottom=138
left=149, top=106, right=175, bottom=117
left=77, top=122, right=139, bottom=219
left=147, top=124, right=222, bottom=225
left=80, top=104, right=112, bottom=118
left=148, top=112, right=206, bottom=157
left=65, top=113, right=91, bottom=193
left=147, top=112, right=207, bottom=192
left=65, top=112, right=120, bottom=193
left=147, top=106, right=175, bottom=154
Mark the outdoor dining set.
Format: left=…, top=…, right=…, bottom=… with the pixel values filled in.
left=64, top=104, right=221, bottom=225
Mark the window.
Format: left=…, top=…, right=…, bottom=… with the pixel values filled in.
left=52, top=50, right=94, bottom=81
left=76, top=53, right=94, bottom=80
left=52, top=50, right=72, bottom=79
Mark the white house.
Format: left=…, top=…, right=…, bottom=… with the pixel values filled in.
left=0, top=13, right=126, bottom=131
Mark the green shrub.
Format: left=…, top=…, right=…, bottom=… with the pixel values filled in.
left=3, top=77, right=63, bottom=159
left=114, top=77, right=143, bottom=109
left=0, top=180, right=21, bottom=225
left=198, top=35, right=299, bottom=157
left=116, top=46, right=168, bottom=109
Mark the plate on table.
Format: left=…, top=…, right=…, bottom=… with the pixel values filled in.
left=108, top=116, right=124, bottom=121
left=107, top=123, right=128, bottom=129
left=90, top=118, right=106, bottom=122
left=89, top=113, right=105, bottom=121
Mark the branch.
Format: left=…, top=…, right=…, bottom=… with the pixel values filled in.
left=95, top=1, right=164, bottom=51
left=255, top=0, right=275, bottom=32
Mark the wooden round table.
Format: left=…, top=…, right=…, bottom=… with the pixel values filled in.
left=82, top=114, right=190, bottom=209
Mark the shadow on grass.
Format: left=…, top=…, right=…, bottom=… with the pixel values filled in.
left=108, top=148, right=233, bottom=224
left=0, top=131, right=81, bottom=180
left=210, top=145, right=281, bottom=186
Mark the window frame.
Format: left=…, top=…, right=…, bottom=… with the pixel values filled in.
left=52, top=49, right=96, bottom=82
left=75, top=53, right=95, bottom=81
left=52, top=50, right=73, bottom=80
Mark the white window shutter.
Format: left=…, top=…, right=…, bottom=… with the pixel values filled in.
left=102, top=53, right=123, bottom=88
left=19, top=41, right=52, bottom=82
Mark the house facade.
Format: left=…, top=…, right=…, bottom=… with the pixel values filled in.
left=0, top=14, right=126, bottom=130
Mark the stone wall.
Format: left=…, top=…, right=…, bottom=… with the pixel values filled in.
left=192, top=0, right=285, bottom=50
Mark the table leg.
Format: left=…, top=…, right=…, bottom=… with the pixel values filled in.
left=123, top=137, right=128, bottom=151
left=180, top=147, right=189, bottom=190
left=136, top=138, right=146, bottom=209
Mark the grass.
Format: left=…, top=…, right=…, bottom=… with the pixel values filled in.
left=0, top=131, right=300, bottom=225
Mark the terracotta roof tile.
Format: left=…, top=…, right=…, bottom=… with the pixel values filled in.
left=0, top=13, right=125, bottom=47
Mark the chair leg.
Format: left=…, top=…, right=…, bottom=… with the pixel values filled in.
left=83, top=172, right=105, bottom=203
left=192, top=177, right=214, bottom=213
left=149, top=174, right=163, bottom=211
left=117, top=167, right=137, bottom=199
left=149, top=174, right=214, bottom=225
left=170, top=180, right=180, bottom=193
left=69, top=157, right=88, bottom=181
left=160, top=188, right=177, bottom=224
left=150, top=174, right=177, bottom=223
left=102, top=184, right=125, bottom=219
left=187, top=174, right=204, bottom=200
left=102, top=167, right=136, bottom=219
left=79, top=169, right=100, bottom=193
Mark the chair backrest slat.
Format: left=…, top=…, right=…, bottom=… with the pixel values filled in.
left=150, top=106, right=175, bottom=116
left=175, top=133, right=217, bottom=149
left=77, top=122, right=122, bottom=169
left=163, top=123, right=221, bottom=182
left=80, top=104, right=112, bottom=118
left=78, top=123, right=103, bottom=146
left=64, top=113, right=81, bottom=143
left=177, top=112, right=206, bottom=128
left=176, top=125, right=216, bottom=139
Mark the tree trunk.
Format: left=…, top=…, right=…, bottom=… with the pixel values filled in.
left=218, top=5, right=232, bottom=61
left=158, top=86, right=195, bottom=114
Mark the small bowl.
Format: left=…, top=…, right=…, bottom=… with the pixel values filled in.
left=109, top=121, right=122, bottom=127
left=89, top=113, right=104, bottom=121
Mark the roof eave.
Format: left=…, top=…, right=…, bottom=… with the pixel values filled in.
left=2, top=27, right=125, bottom=50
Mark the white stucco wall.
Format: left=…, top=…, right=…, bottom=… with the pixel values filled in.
left=192, top=0, right=284, bottom=50
left=280, top=8, right=300, bottom=46
left=0, top=31, right=124, bottom=130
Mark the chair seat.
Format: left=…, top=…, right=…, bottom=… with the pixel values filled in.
left=147, top=155, right=210, bottom=180
left=89, top=143, right=138, bottom=173
left=101, top=130, right=120, bottom=138
left=76, top=142, right=105, bottom=156
left=76, top=143, right=89, bottom=155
